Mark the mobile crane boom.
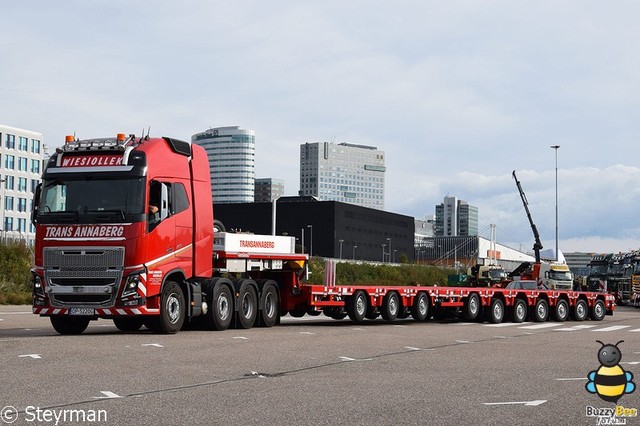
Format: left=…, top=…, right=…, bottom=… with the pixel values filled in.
left=512, top=170, right=543, bottom=263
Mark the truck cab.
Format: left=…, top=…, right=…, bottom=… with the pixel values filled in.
left=539, top=262, right=573, bottom=290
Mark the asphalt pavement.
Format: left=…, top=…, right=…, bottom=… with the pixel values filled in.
left=1, top=305, right=640, bottom=425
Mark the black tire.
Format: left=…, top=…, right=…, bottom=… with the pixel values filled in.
left=290, top=308, right=307, bottom=318
left=411, top=292, right=430, bottom=321
left=258, top=283, right=279, bottom=327
left=381, top=291, right=400, bottom=321
left=488, top=298, right=505, bottom=324
left=463, top=293, right=481, bottom=321
left=325, top=307, right=347, bottom=320
left=150, top=281, right=185, bottom=334
left=50, top=316, right=90, bottom=335
left=511, top=298, right=527, bottom=323
left=532, top=298, right=549, bottom=322
left=590, top=299, right=606, bottom=321
left=365, top=306, right=380, bottom=320
left=213, top=219, right=226, bottom=233
left=346, top=290, right=368, bottom=323
left=205, top=279, right=234, bottom=330
left=572, top=299, right=588, bottom=321
left=553, top=299, right=569, bottom=322
left=113, top=317, right=144, bottom=332
left=237, top=283, right=258, bottom=329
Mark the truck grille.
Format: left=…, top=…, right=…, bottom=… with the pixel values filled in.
left=44, top=247, right=125, bottom=307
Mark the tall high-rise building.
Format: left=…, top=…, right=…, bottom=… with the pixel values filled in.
left=0, top=124, right=45, bottom=244
left=192, top=126, right=255, bottom=204
left=299, top=142, right=385, bottom=210
left=435, top=196, right=478, bottom=237
left=254, top=178, right=285, bottom=202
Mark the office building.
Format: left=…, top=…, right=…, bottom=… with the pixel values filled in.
left=299, top=142, right=385, bottom=210
left=192, top=126, right=255, bottom=204
left=435, top=196, right=478, bottom=237
left=0, top=124, right=45, bottom=244
left=255, top=178, right=285, bottom=203
left=215, top=198, right=413, bottom=262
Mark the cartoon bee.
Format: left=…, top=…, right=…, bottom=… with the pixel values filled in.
left=586, top=340, right=636, bottom=403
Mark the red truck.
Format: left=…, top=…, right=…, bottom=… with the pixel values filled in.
left=31, top=134, right=616, bottom=334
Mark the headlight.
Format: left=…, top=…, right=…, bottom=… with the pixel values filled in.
left=122, top=271, right=143, bottom=298
left=31, top=270, right=45, bottom=296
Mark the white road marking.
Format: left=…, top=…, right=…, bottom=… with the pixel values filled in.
left=19, top=354, right=41, bottom=359
left=339, top=356, right=373, bottom=362
left=93, top=391, right=122, bottom=399
left=485, top=322, right=530, bottom=328
left=591, top=325, right=631, bottom=332
left=519, top=323, right=562, bottom=330
left=142, top=343, right=164, bottom=348
left=483, top=400, right=547, bottom=407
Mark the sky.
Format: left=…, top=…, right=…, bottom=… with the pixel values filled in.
left=2, top=1, right=639, bottom=254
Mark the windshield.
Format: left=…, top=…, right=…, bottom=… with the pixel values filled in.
left=589, top=265, right=608, bottom=275
left=39, top=177, right=145, bottom=223
left=549, top=270, right=573, bottom=281
left=488, top=269, right=507, bottom=280
left=608, top=263, right=624, bottom=275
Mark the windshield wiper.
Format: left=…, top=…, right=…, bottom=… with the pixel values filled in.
left=85, top=209, right=126, bottom=221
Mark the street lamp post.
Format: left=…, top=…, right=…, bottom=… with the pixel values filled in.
left=307, top=224, right=313, bottom=258
left=551, top=145, right=560, bottom=262
left=339, top=239, right=344, bottom=259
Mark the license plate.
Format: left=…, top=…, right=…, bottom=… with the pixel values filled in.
left=69, top=307, right=95, bottom=316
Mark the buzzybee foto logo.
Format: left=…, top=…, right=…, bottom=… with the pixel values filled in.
left=585, top=340, right=637, bottom=425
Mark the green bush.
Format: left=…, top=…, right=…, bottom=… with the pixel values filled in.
left=305, top=257, right=455, bottom=287
left=0, top=241, right=33, bottom=305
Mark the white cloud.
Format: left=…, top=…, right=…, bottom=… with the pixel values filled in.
left=2, top=1, right=640, bottom=254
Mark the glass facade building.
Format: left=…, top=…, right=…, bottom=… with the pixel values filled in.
left=299, top=142, right=385, bottom=210
left=192, top=126, right=255, bottom=204
left=0, top=124, right=45, bottom=244
left=435, top=196, right=478, bottom=237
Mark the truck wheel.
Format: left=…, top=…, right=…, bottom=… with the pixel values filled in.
left=206, top=280, right=234, bottom=330
left=553, top=299, right=569, bottom=322
left=488, top=298, right=504, bottom=323
left=257, top=283, right=279, bottom=327
left=511, top=299, right=527, bottom=323
left=151, top=281, right=185, bottom=334
left=572, top=299, right=588, bottom=321
left=590, top=299, right=606, bottom=321
left=411, top=292, right=430, bottom=321
left=113, top=317, right=144, bottom=331
left=325, top=307, right=347, bottom=320
left=347, top=290, right=368, bottom=323
left=463, top=293, right=481, bottom=321
left=50, top=316, right=90, bottom=335
left=532, top=298, right=549, bottom=322
left=365, top=306, right=380, bottom=320
left=237, top=284, right=258, bottom=329
left=381, top=291, right=400, bottom=321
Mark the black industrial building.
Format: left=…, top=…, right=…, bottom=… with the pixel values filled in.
left=214, top=198, right=415, bottom=262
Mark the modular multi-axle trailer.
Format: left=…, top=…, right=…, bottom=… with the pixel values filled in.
left=31, top=134, right=615, bottom=335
